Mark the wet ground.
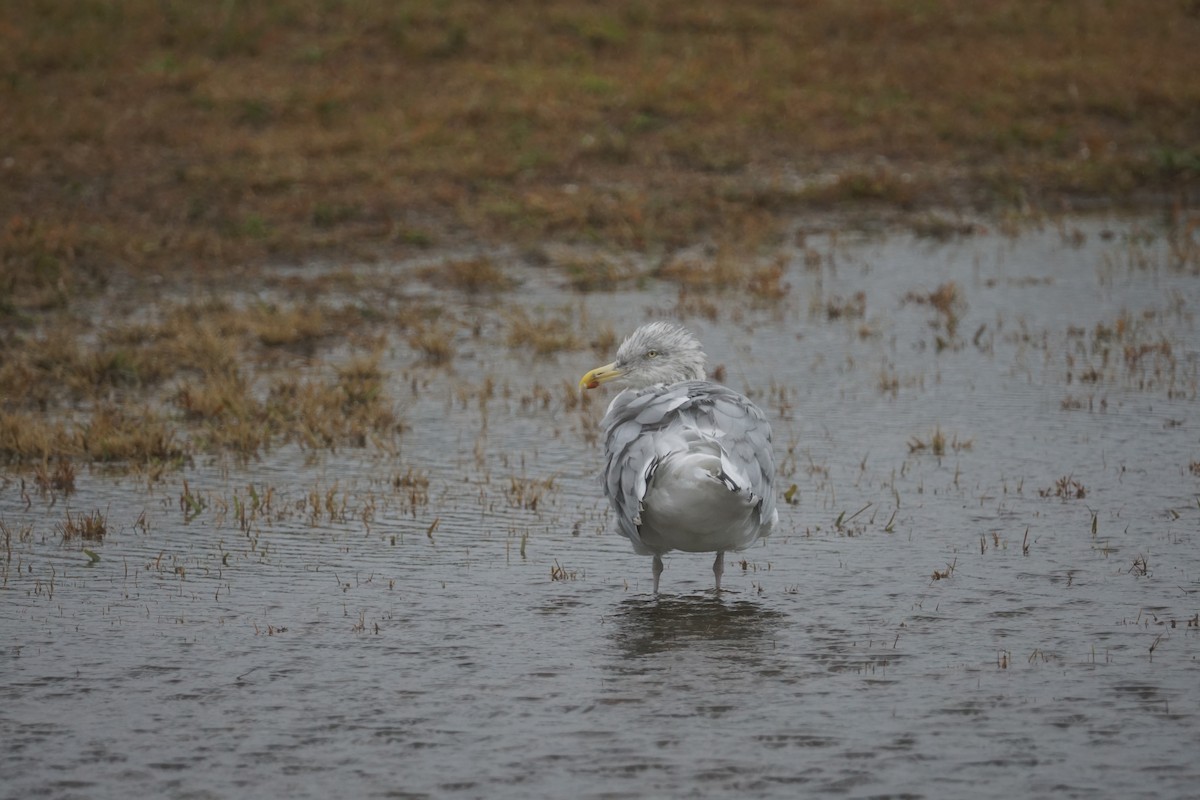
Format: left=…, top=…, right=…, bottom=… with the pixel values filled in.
left=3, top=216, right=1199, bottom=798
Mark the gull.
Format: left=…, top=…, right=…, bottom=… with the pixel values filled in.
left=580, top=322, right=777, bottom=593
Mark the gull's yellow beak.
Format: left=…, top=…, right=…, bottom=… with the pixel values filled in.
left=579, top=361, right=621, bottom=390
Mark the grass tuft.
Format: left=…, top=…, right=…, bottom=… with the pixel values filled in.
left=420, top=257, right=514, bottom=294
left=506, top=310, right=580, bottom=356
left=33, top=459, right=76, bottom=494
left=904, top=281, right=967, bottom=345
left=1039, top=475, right=1087, bottom=500
left=408, top=322, right=457, bottom=364
left=59, top=509, right=108, bottom=543
left=79, top=406, right=185, bottom=464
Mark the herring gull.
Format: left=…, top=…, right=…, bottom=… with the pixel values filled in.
left=580, top=322, right=777, bottom=593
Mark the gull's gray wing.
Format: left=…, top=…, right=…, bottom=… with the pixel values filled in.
left=600, top=381, right=776, bottom=552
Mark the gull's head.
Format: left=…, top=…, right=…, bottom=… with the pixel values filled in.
left=579, top=321, right=707, bottom=391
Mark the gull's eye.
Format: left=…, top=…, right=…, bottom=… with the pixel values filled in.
left=646, top=349, right=659, bottom=358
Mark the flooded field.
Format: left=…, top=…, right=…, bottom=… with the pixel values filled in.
left=3, top=216, right=1199, bottom=798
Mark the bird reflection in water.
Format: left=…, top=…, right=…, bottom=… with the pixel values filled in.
left=607, top=594, right=785, bottom=662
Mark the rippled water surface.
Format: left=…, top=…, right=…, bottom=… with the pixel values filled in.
left=4, top=218, right=1199, bottom=798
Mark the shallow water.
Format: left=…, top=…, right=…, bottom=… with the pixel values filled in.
left=3, top=217, right=1199, bottom=799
